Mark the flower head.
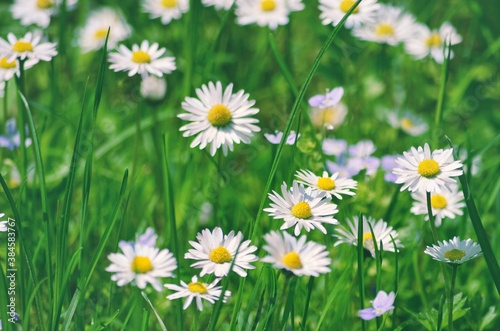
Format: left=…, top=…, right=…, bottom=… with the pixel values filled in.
left=0, top=118, right=32, bottom=150
left=319, top=0, right=380, bottom=29
left=202, top=0, right=235, bottom=10
left=334, top=216, right=403, bottom=258
left=309, top=87, right=347, bottom=129
left=264, top=180, right=339, bottom=236
left=424, top=236, right=482, bottom=265
left=261, top=231, right=331, bottom=276
left=106, top=241, right=177, bottom=291
left=0, top=32, right=57, bottom=66
left=184, top=227, right=258, bottom=278
left=165, top=275, right=231, bottom=311
left=296, top=169, right=357, bottom=200
left=322, top=138, right=347, bottom=156
left=178, top=81, right=260, bottom=156
left=10, top=0, right=77, bottom=28
left=358, top=291, right=396, bottom=320
left=109, top=40, right=176, bottom=78
left=387, top=110, right=428, bottom=136
left=235, top=0, right=292, bottom=30
left=142, top=0, right=189, bottom=25
left=393, top=143, right=463, bottom=193
left=264, top=130, right=299, bottom=145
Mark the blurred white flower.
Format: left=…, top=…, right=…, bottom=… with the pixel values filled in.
left=140, top=75, right=167, bottom=100
left=11, top=0, right=78, bottom=28
left=0, top=31, right=57, bottom=66
left=142, top=0, right=189, bottom=25
left=387, top=110, right=428, bottom=136
left=319, top=0, right=380, bottom=29
left=235, top=0, right=292, bottom=30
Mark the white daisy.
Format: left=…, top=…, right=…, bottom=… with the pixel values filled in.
left=178, top=81, right=260, bottom=156
left=410, top=183, right=465, bottom=227
left=393, top=143, right=463, bottom=193
left=309, top=102, right=348, bottom=130
left=184, top=227, right=258, bottom=278
left=140, top=75, right=167, bottom=101
left=108, top=40, right=176, bottom=78
left=77, top=7, right=131, bottom=53
left=142, top=0, right=189, bottom=25
left=264, top=180, right=339, bottom=236
left=0, top=32, right=57, bottom=66
left=261, top=231, right=331, bottom=277
left=202, top=0, right=235, bottom=10
left=405, top=22, right=462, bottom=63
left=11, top=0, right=56, bottom=28
left=0, top=56, right=22, bottom=81
left=319, top=0, right=380, bottom=29
left=387, top=110, right=428, bottom=136
left=424, top=236, right=482, bottom=265
left=0, top=213, right=7, bottom=232
left=235, top=0, right=291, bottom=30
left=165, top=275, right=231, bottom=311
left=296, top=169, right=357, bottom=200
left=106, top=241, right=177, bottom=292
left=286, top=0, right=304, bottom=12
left=333, top=216, right=403, bottom=258
left=352, top=5, right=416, bottom=46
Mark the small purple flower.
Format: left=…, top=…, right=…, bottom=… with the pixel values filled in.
left=381, top=155, right=399, bottom=183
left=348, top=140, right=376, bottom=158
left=308, top=87, right=344, bottom=109
left=264, top=130, right=299, bottom=145
left=322, top=138, right=347, bottom=156
left=347, top=156, right=380, bottom=176
left=0, top=118, right=32, bottom=150
left=326, top=160, right=359, bottom=179
left=137, top=227, right=158, bottom=247
left=358, top=290, right=396, bottom=320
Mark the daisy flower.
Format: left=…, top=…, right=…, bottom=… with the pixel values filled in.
left=77, top=7, right=131, bottom=53
left=0, top=56, right=26, bottom=81
left=352, top=5, right=416, bottom=46
left=184, top=227, right=258, bottom=278
left=202, top=0, right=235, bottom=10
left=178, top=81, right=260, bottom=156
left=387, top=110, right=428, bottom=136
left=235, top=0, right=291, bottom=30
left=264, top=180, right=339, bottom=236
left=106, top=241, right=177, bottom=292
left=263, top=130, right=299, bottom=145
left=108, top=40, right=176, bottom=78
left=287, top=0, right=304, bottom=12
left=165, top=275, right=231, bottom=311
left=393, top=143, right=463, bottom=193
left=333, top=216, right=403, bottom=258
left=410, top=183, right=465, bottom=227
left=359, top=291, right=396, bottom=320
left=261, top=231, right=331, bottom=277
left=10, top=0, right=78, bottom=28
left=319, top=0, right=380, bottom=29
left=0, top=213, right=7, bottom=232
left=142, top=0, right=189, bottom=25
left=296, top=169, right=357, bottom=200
left=0, top=32, right=57, bottom=66
left=405, top=22, right=462, bottom=63
left=424, top=236, right=482, bottom=265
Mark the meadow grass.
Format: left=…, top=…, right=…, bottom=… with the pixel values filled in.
left=0, top=0, right=499, bottom=330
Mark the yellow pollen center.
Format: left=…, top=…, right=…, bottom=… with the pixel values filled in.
left=317, top=177, right=336, bottom=190
left=291, top=201, right=312, bottom=219
left=261, top=0, right=276, bottom=11
left=444, top=249, right=466, bottom=262
left=417, top=159, right=440, bottom=178
left=401, top=118, right=413, bottom=131
left=209, top=246, right=232, bottom=264
left=131, top=256, right=153, bottom=273
left=94, top=29, right=108, bottom=39
left=426, top=33, right=442, bottom=47
left=362, top=232, right=374, bottom=248
left=207, top=104, right=232, bottom=127
left=36, top=0, right=53, bottom=9
left=431, top=194, right=447, bottom=209
left=375, top=23, right=395, bottom=37
left=13, top=41, right=33, bottom=53
left=0, top=57, right=16, bottom=69
left=282, top=251, right=302, bottom=269
left=339, top=0, right=359, bottom=14
left=162, top=0, right=177, bottom=8
left=131, top=50, right=151, bottom=64
left=188, top=282, right=208, bottom=294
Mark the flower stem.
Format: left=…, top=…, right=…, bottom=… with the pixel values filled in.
left=425, top=191, right=440, bottom=243
left=448, top=265, right=458, bottom=331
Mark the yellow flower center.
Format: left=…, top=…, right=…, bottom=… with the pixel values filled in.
left=0, top=57, right=16, bottom=69
left=426, top=33, right=442, bottom=47
left=317, top=177, right=336, bottom=190
left=13, top=41, right=33, bottom=53
left=207, top=104, right=232, bottom=127
left=362, top=232, right=374, bottom=250
left=94, top=28, right=108, bottom=40
left=282, top=251, right=302, bottom=269
left=444, top=249, right=466, bottom=262
left=417, top=159, right=440, bottom=178
left=375, top=23, right=395, bottom=37
left=209, top=246, right=232, bottom=264
left=339, top=0, right=359, bottom=14
left=291, top=201, right=312, bottom=219
left=162, top=0, right=177, bottom=8
left=401, top=118, right=413, bottom=131
left=431, top=194, right=447, bottom=209
left=131, top=50, right=151, bottom=64
left=37, top=0, right=53, bottom=9
left=260, top=0, right=276, bottom=11
left=188, top=282, right=208, bottom=294
left=131, top=256, right=153, bottom=273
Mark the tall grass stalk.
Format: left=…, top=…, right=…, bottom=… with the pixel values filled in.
left=448, top=266, right=458, bottom=331
left=357, top=214, right=366, bottom=331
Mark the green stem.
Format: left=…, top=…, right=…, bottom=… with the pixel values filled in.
left=357, top=215, right=366, bottom=331
left=448, top=266, right=457, bottom=331
left=425, top=192, right=440, bottom=243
